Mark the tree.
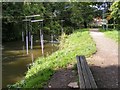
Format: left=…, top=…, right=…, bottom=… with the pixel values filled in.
left=2, top=2, right=24, bottom=41
left=110, top=1, right=120, bottom=29
left=2, top=2, right=104, bottom=41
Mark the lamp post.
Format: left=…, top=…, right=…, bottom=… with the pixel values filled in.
left=102, top=2, right=105, bottom=30
left=102, top=0, right=108, bottom=30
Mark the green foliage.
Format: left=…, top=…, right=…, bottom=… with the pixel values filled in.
left=23, top=2, right=45, bottom=16
left=2, top=2, right=24, bottom=41
left=3, top=2, right=104, bottom=41
left=110, top=1, right=120, bottom=20
left=10, top=29, right=96, bottom=88
left=110, top=1, right=120, bottom=29
left=63, top=26, right=74, bottom=34
left=100, top=29, right=119, bottom=43
left=2, top=2, right=23, bottom=22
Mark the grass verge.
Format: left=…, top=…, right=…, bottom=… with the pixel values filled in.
left=9, top=29, right=96, bottom=88
left=100, top=29, right=119, bottom=43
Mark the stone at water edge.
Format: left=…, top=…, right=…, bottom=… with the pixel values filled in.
left=68, top=82, right=79, bottom=88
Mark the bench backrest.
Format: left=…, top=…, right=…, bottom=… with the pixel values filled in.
left=76, top=55, right=97, bottom=88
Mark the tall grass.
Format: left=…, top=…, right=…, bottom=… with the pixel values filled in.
left=100, top=29, right=119, bottom=43
left=9, top=29, right=96, bottom=88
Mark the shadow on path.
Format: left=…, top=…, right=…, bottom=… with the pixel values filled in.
left=90, top=65, right=119, bottom=88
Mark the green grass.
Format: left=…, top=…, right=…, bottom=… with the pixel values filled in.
left=100, top=29, right=119, bottom=43
left=9, top=29, right=96, bottom=88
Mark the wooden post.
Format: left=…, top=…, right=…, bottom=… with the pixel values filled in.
left=31, top=35, right=33, bottom=49
left=26, top=35, right=28, bottom=55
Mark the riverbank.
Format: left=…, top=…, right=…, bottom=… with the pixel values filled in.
left=9, top=29, right=96, bottom=88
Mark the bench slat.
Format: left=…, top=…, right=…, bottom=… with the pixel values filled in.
left=76, top=55, right=97, bottom=89
left=82, top=56, right=97, bottom=88
left=76, top=56, right=85, bottom=88
left=79, top=56, right=91, bottom=88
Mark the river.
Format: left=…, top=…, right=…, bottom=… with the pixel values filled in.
left=2, top=41, right=58, bottom=88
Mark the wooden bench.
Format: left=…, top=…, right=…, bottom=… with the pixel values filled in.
left=76, top=55, right=97, bottom=89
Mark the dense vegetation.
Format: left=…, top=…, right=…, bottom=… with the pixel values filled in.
left=2, top=2, right=105, bottom=42
left=8, top=29, right=96, bottom=88
left=3, top=1, right=119, bottom=42
left=110, top=0, right=120, bottom=29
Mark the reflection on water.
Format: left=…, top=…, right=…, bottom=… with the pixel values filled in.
left=2, top=41, right=58, bottom=88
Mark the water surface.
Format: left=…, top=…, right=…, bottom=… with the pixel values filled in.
left=2, top=41, right=58, bottom=88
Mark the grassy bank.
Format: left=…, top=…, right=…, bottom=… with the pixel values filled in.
left=100, top=29, right=119, bottom=43
left=10, top=29, right=96, bottom=88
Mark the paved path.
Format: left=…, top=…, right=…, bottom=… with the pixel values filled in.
left=88, top=28, right=118, bottom=88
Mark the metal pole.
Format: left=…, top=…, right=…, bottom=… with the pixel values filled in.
left=26, top=17, right=27, bottom=35
left=41, top=34, right=44, bottom=55
left=26, top=35, right=28, bottom=55
left=40, top=29, right=44, bottom=55
left=25, top=17, right=29, bottom=54
left=42, top=22, right=44, bottom=55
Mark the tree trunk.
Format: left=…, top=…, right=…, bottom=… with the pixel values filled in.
left=84, top=21, right=87, bottom=28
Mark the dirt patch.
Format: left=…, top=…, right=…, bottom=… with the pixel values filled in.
left=44, top=64, right=78, bottom=88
